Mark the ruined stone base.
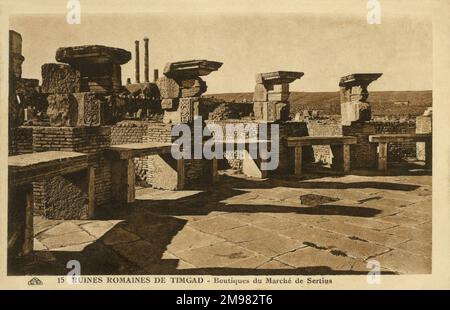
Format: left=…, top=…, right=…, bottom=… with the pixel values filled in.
left=47, top=92, right=113, bottom=127
left=342, top=122, right=377, bottom=169
left=416, top=115, right=432, bottom=161
left=340, top=101, right=371, bottom=126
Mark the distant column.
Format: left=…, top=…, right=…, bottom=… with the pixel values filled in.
left=135, top=40, right=140, bottom=83
left=144, top=37, right=149, bottom=83
left=153, top=69, right=159, bottom=82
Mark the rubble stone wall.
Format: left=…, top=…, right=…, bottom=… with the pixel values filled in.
left=371, top=120, right=417, bottom=161
left=205, top=120, right=309, bottom=174
left=304, top=118, right=417, bottom=165
left=306, top=119, right=343, bottom=165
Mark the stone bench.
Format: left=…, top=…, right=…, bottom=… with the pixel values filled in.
left=285, top=136, right=357, bottom=176
left=105, top=142, right=181, bottom=206
left=8, top=151, right=92, bottom=257
left=369, top=134, right=432, bottom=171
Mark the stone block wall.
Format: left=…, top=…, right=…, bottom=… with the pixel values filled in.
left=31, top=126, right=111, bottom=218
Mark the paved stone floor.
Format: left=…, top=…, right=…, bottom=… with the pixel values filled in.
left=12, top=169, right=432, bottom=275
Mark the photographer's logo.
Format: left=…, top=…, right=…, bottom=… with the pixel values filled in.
left=28, top=277, right=43, bottom=286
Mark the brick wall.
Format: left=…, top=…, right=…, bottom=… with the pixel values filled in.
left=111, top=121, right=212, bottom=188
left=9, top=127, right=33, bottom=155
left=111, top=121, right=149, bottom=182
left=31, top=126, right=111, bottom=218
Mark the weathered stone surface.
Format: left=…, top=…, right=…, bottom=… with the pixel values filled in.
left=277, top=246, right=356, bottom=270
left=416, top=115, right=432, bottom=161
left=255, top=101, right=288, bottom=122
left=9, top=30, right=24, bottom=79
left=47, top=92, right=113, bottom=127
left=163, top=97, right=200, bottom=124
left=73, top=92, right=112, bottom=126
left=148, top=154, right=180, bottom=190
left=180, top=78, right=207, bottom=97
left=163, top=59, right=223, bottom=79
left=267, top=91, right=289, bottom=102
left=273, top=83, right=289, bottom=92
left=253, top=101, right=264, bottom=119
left=41, top=63, right=81, bottom=94
left=253, top=83, right=268, bottom=102
left=156, top=76, right=181, bottom=99
left=339, top=73, right=382, bottom=125
left=341, top=101, right=372, bottom=125
left=56, top=45, right=131, bottom=65
left=47, top=94, right=78, bottom=126
left=161, top=98, right=178, bottom=110
left=257, top=71, right=304, bottom=85
left=339, top=73, right=383, bottom=89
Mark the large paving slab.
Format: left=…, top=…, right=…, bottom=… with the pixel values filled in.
left=18, top=171, right=432, bottom=275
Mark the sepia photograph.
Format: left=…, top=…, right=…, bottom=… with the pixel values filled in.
left=1, top=0, right=449, bottom=291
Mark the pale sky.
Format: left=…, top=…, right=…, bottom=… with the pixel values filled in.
left=10, top=13, right=432, bottom=93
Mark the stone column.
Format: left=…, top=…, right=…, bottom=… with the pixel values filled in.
left=154, top=69, right=159, bottom=82
left=135, top=40, right=140, bottom=83
left=144, top=37, right=150, bottom=83
left=416, top=108, right=432, bottom=161
left=339, top=73, right=382, bottom=126
left=252, top=71, right=304, bottom=122
left=340, top=73, right=382, bottom=170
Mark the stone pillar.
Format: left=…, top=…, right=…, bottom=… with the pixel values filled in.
left=252, top=71, right=304, bottom=122
left=9, top=30, right=25, bottom=131
left=9, top=30, right=24, bottom=79
left=8, top=183, right=33, bottom=257
left=416, top=108, right=432, bottom=161
left=158, top=60, right=222, bottom=124
left=339, top=73, right=381, bottom=169
left=56, top=45, right=131, bottom=93
left=339, top=73, right=382, bottom=126
left=144, top=37, right=150, bottom=83
left=135, top=40, right=140, bottom=83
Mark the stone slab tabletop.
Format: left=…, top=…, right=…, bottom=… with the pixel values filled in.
left=8, top=151, right=87, bottom=168
left=369, top=134, right=432, bottom=143
left=286, top=136, right=357, bottom=146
